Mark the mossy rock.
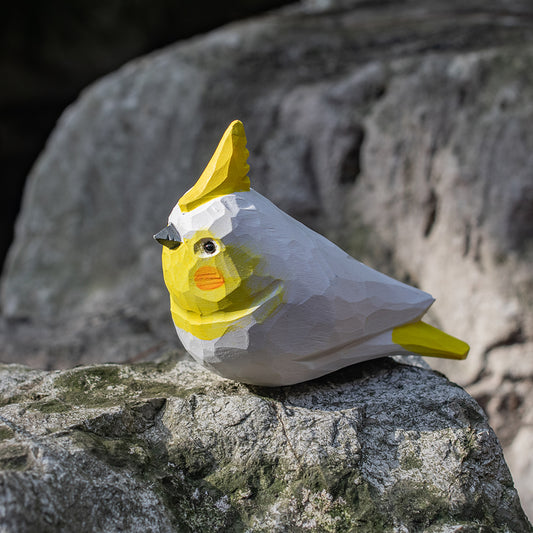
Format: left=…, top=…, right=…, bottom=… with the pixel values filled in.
left=0, top=355, right=530, bottom=532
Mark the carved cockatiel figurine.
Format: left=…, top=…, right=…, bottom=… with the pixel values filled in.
left=154, top=120, right=468, bottom=386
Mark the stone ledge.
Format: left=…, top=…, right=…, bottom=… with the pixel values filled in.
left=0, top=353, right=530, bottom=532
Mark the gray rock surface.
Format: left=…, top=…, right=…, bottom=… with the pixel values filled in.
left=1, top=0, right=533, bottom=519
left=0, top=354, right=530, bottom=532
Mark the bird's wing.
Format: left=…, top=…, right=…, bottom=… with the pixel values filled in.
left=316, top=233, right=435, bottom=341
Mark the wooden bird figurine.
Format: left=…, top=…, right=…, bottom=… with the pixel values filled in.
left=154, top=120, right=468, bottom=386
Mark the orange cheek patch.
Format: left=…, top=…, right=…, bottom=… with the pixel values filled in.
left=194, top=266, right=225, bottom=290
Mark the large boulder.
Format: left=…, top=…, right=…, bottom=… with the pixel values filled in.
left=2, top=0, right=532, bottom=371
left=1, top=0, right=532, bottom=519
left=0, top=354, right=530, bottom=532
left=0, top=0, right=295, bottom=270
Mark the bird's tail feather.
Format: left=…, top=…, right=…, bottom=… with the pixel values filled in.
left=392, top=321, right=469, bottom=360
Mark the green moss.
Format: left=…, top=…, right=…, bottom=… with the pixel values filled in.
left=168, top=442, right=217, bottom=480
left=0, top=425, right=15, bottom=441
left=400, top=451, right=423, bottom=470
left=72, top=429, right=162, bottom=471
left=122, top=379, right=181, bottom=398
left=387, top=480, right=450, bottom=531
left=206, top=455, right=393, bottom=532
left=29, top=398, right=71, bottom=413
left=0, top=443, right=30, bottom=471
left=207, top=458, right=286, bottom=507
left=53, top=365, right=124, bottom=408
left=71, top=415, right=504, bottom=533
left=73, top=428, right=243, bottom=532
left=159, top=476, right=241, bottom=533
left=28, top=354, right=516, bottom=531
left=4, top=353, right=195, bottom=414
left=49, top=364, right=191, bottom=410
left=61, top=365, right=120, bottom=387
left=0, top=394, right=24, bottom=408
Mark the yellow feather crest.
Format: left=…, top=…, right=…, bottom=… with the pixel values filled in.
left=178, top=120, right=250, bottom=212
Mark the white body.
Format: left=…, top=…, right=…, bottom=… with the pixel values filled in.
left=168, top=189, right=434, bottom=386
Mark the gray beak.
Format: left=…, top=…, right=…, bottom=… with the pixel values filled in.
left=154, top=224, right=182, bottom=249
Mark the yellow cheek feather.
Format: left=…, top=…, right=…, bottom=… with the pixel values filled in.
left=162, top=230, right=283, bottom=341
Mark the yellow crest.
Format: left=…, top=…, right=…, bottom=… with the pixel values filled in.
left=178, top=120, right=250, bottom=212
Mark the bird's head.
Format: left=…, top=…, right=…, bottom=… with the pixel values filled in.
left=154, top=121, right=287, bottom=340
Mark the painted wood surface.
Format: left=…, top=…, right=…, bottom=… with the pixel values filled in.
left=155, top=121, right=469, bottom=386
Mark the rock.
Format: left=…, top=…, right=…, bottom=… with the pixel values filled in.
left=0, top=0, right=296, bottom=270
left=1, top=0, right=533, bottom=518
left=352, top=50, right=533, bottom=384
left=506, top=426, right=533, bottom=524
left=1, top=0, right=532, bottom=370
left=0, top=354, right=530, bottom=532
left=466, top=342, right=533, bottom=522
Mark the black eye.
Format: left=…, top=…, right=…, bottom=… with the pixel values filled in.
left=202, top=240, right=217, bottom=254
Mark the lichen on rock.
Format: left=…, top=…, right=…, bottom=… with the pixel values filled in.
left=0, top=353, right=530, bottom=532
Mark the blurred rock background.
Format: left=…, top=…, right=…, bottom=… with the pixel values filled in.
left=1, top=0, right=532, bottom=521
left=0, top=0, right=290, bottom=274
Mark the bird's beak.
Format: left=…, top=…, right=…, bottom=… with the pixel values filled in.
left=154, top=224, right=182, bottom=249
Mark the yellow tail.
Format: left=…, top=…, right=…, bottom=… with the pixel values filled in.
left=392, top=321, right=469, bottom=360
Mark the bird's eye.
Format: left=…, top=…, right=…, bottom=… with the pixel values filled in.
left=202, top=240, right=217, bottom=254
left=195, top=238, right=219, bottom=257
